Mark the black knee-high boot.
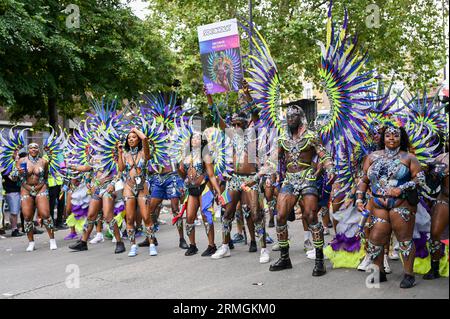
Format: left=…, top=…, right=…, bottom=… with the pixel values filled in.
left=423, top=260, right=441, bottom=280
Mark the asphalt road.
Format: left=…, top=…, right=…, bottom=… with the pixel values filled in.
left=0, top=212, right=448, bottom=299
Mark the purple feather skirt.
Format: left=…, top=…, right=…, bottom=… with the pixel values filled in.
left=330, top=234, right=361, bottom=253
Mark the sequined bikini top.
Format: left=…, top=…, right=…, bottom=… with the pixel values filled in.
left=124, top=150, right=146, bottom=179
left=183, top=155, right=205, bottom=185
left=368, top=155, right=411, bottom=194
left=24, top=158, right=46, bottom=184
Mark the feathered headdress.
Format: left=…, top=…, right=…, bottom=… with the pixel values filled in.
left=0, top=127, right=27, bottom=175
left=43, top=126, right=68, bottom=179
left=139, top=117, right=170, bottom=173
left=317, top=1, right=377, bottom=160
left=203, top=126, right=233, bottom=179
left=66, top=120, right=94, bottom=167
left=402, top=89, right=445, bottom=167
left=239, top=20, right=284, bottom=138
left=139, top=93, right=187, bottom=132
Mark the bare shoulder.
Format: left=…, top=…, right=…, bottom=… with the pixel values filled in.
left=404, top=152, right=420, bottom=165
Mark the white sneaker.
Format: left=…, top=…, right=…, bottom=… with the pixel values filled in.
left=259, top=248, right=270, bottom=263
left=194, top=219, right=202, bottom=226
left=389, top=249, right=400, bottom=260
left=357, top=254, right=372, bottom=271
left=26, top=241, right=35, bottom=252
left=306, top=249, right=329, bottom=260
left=90, top=233, right=104, bottom=244
left=157, top=219, right=167, bottom=225
left=272, top=243, right=280, bottom=251
left=128, top=244, right=138, bottom=257
left=49, top=239, right=57, bottom=250
left=211, top=244, right=231, bottom=259
left=149, top=244, right=158, bottom=256
left=383, top=254, right=392, bottom=274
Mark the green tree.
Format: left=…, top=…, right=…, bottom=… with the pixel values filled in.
left=149, top=0, right=448, bottom=111
left=0, top=0, right=176, bottom=127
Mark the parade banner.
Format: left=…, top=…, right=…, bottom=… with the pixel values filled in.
left=197, top=18, right=243, bottom=94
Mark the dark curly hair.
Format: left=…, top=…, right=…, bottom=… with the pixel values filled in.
left=124, top=131, right=143, bottom=152
left=379, top=126, right=410, bottom=152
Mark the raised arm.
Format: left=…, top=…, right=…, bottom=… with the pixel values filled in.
left=116, top=142, right=125, bottom=172
left=132, top=127, right=151, bottom=161
left=204, top=85, right=227, bottom=131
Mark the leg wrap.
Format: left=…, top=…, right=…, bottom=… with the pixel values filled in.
left=367, top=241, right=384, bottom=261
left=95, top=212, right=103, bottom=223
left=173, top=211, right=183, bottom=230
left=145, top=226, right=155, bottom=239
left=276, top=224, right=288, bottom=241
left=308, top=222, right=324, bottom=249
left=242, top=204, right=251, bottom=219
left=392, top=207, right=412, bottom=222
left=429, top=239, right=443, bottom=258
left=280, top=243, right=290, bottom=259
left=204, top=223, right=212, bottom=236
left=235, top=210, right=244, bottom=227
left=42, top=217, right=55, bottom=231
left=254, top=221, right=266, bottom=245
left=126, top=228, right=136, bottom=242
left=368, top=216, right=388, bottom=229
left=186, top=223, right=195, bottom=237
left=108, top=218, right=117, bottom=230
left=268, top=199, right=276, bottom=211
left=319, top=207, right=329, bottom=218
left=24, top=220, right=34, bottom=234
left=83, top=219, right=96, bottom=232
left=399, top=240, right=414, bottom=259
left=221, top=218, right=232, bottom=236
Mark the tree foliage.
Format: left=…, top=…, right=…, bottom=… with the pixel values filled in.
left=1, top=0, right=447, bottom=123
left=149, top=0, right=448, bottom=110
left=0, top=0, right=176, bottom=125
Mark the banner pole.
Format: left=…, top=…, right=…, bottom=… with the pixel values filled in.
left=249, top=0, right=253, bottom=56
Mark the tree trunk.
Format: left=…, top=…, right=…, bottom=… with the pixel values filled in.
left=48, top=97, right=58, bottom=128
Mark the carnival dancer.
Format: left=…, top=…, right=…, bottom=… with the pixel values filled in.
left=137, top=93, right=188, bottom=255
left=0, top=126, right=66, bottom=251
left=269, top=104, right=335, bottom=275
left=64, top=173, right=90, bottom=240
left=399, top=90, right=448, bottom=277
left=117, top=127, right=150, bottom=257
left=423, top=150, right=449, bottom=279
left=14, top=142, right=56, bottom=251
left=356, top=123, right=425, bottom=288
left=207, top=84, right=271, bottom=264
left=69, top=99, right=126, bottom=254
left=172, top=117, right=226, bottom=256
